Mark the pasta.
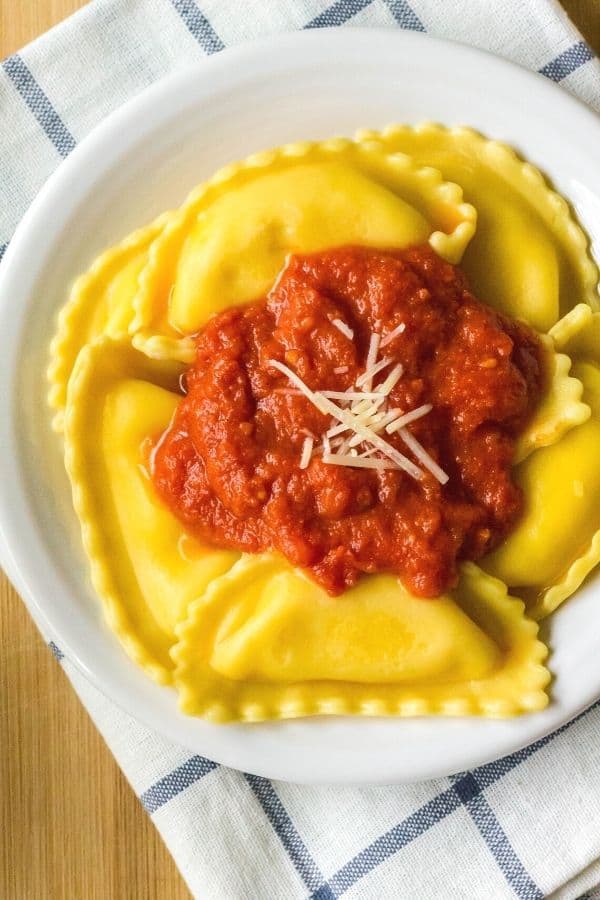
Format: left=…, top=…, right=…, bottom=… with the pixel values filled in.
left=50, top=126, right=600, bottom=721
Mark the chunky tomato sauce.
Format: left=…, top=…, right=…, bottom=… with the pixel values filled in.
left=152, top=246, right=544, bottom=597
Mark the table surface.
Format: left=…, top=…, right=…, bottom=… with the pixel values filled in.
left=1, top=1, right=600, bottom=898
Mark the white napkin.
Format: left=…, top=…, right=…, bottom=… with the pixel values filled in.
left=2, top=2, right=600, bottom=897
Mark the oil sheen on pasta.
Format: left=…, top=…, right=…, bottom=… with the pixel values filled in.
left=151, top=245, right=544, bottom=598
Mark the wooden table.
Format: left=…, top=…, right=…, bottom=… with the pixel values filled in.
left=1, top=2, right=599, bottom=898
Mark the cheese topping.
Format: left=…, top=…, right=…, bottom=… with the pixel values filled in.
left=299, top=436, right=314, bottom=469
left=267, top=324, right=448, bottom=485
left=380, top=321, right=407, bottom=347
left=331, top=318, right=354, bottom=340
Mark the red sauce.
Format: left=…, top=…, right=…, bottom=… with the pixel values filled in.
left=152, top=246, right=544, bottom=597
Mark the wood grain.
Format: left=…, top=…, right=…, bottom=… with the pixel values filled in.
left=1, top=574, right=190, bottom=899
left=1, top=2, right=599, bottom=898
left=565, top=0, right=600, bottom=53
left=0, top=0, right=87, bottom=58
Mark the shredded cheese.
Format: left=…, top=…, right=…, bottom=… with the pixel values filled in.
left=331, top=318, right=354, bottom=340
left=268, top=359, right=330, bottom=415
left=347, top=407, right=402, bottom=448
left=397, top=427, right=448, bottom=484
left=356, top=356, right=393, bottom=389
left=326, top=407, right=424, bottom=480
left=358, top=397, right=386, bottom=418
left=299, top=436, right=313, bottom=469
left=269, top=358, right=423, bottom=479
left=321, top=390, right=382, bottom=401
left=336, top=435, right=353, bottom=455
left=380, top=322, right=406, bottom=347
left=268, top=253, right=292, bottom=298
left=375, top=408, right=405, bottom=430
left=322, top=454, right=398, bottom=470
left=348, top=396, right=376, bottom=418
left=267, top=325, right=448, bottom=487
left=327, top=420, right=350, bottom=440
left=386, top=404, right=433, bottom=434
left=377, top=364, right=404, bottom=397
left=326, top=398, right=385, bottom=440
left=333, top=365, right=349, bottom=374
left=362, top=333, right=381, bottom=391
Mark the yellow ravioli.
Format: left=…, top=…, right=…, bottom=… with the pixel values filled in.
left=48, top=212, right=171, bottom=431
left=64, top=339, right=238, bottom=682
left=173, top=554, right=548, bottom=722
left=130, top=138, right=476, bottom=362
left=515, top=334, right=589, bottom=462
left=49, top=126, right=600, bottom=722
left=483, top=308, right=600, bottom=618
left=549, top=303, right=600, bottom=362
left=356, top=123, right=599, bottom=330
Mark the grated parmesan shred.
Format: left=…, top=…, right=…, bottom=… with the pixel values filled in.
left=331, top=318, right=354, bottom=340
left=299, top=436, right=313, bottom=469
left=356, top=355, right=393, bottom=390
left=397, top=427, right=448, bottom=484
left=268, top=332, right=448, bottom=485
left=322, top=390, right=382, bottom=401
left=361, top=333, right=381, bottom=392
left=380, top=321, right=406, bottom=348
left=386, top=404, right=433, bottom=434
left=269, top=358, right=423, bottom=479
left=322, top=453, right=398, bottom=470
left=375, top=408, right=405, bottom=430
left=377, top=363, right=404, bottom=397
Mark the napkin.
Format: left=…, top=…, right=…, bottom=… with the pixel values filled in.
left=2, top=2, right=600, bottom=898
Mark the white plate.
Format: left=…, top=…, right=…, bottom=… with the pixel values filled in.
left=0, top=28, right=599, bottom=785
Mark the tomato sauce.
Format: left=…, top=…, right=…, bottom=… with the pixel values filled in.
left=152, top=245, right=544, bottom=597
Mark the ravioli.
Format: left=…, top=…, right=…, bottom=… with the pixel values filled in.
left=49, top=124, right=600, bottom=723
left=48, top=212, right=170, bottom=431
left=515, top=334, right=589, bottom=463
left=172, top=554, right=548, bottom=722
left=356, top=124, right=599, bottom=331
left=483, top=307, right=600, bottom=618
left=130, top=138, right=476, bottom=362
left=64, top=339, right=238, bottom=682
left=549, top=303, right=600, bottom=360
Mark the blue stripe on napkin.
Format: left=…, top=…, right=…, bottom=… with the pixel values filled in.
left=2, top=55, right=76, bottom=158
left=384, top=0, right=425, bottom=31
left=305, top=0, right=375, bottom=28
left=317, top=787, right=462, bottom=897
left=141, top=755, right=218, bottom=813
left=128, top=697, right=600, bottom=899
left=48, top=641, right=65, bottom=661
left=453, top=774, right=543, bottom=900
left=465, top=793, right=543, bottom=900
left=168, top=0, right=225, bottom=53
left=539, top=40, right=594, bottom=81
left=245, top=774, right=327, bottom=894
